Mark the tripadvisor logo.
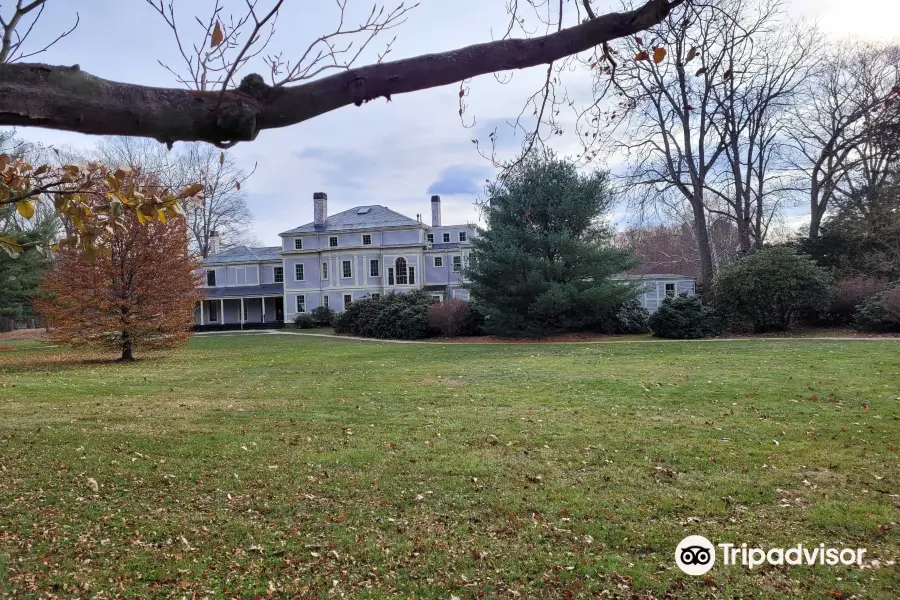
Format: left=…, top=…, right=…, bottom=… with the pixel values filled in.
left=675, top=535, right=716, bottom=576
left=675, top=536, right=868, bottom=575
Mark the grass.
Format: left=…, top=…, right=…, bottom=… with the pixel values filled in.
left=0, top=333, right=898, bottom=598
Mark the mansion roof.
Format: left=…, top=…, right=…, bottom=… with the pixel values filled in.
left=279, top=205, right=423, bottom=235
left=203, top=246, right=281, bottom=265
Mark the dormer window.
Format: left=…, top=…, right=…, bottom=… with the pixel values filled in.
left=206, top=270, right=216, bottom=286
left=459, top=231, right=467, bottom=242
left=294, top=238, right=303, bottom=250
left=329, top=236, right=338, bottom=248
left=427, top=233, right=434, bottom=243
left=362, top=234, right=372, bottom=246
left=442, top=232, right=451, bottom=243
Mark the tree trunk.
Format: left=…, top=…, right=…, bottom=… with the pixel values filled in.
left=690, top=200, right=716, bottom=300
left=120, top=334, right=134, bottom=361
left=809, top=181, right=822, bottom=239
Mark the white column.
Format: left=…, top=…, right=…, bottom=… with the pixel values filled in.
left=220, top=299, right=225, bottom=326
left=199, top=301, right=204, bottom=326
left=262, top=297, right=266, bottom=323
left=240, top=298, right=245, bottom=330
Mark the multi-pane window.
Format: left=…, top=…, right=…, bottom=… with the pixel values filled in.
left=459, top=231, right=467, bottom=242
left=434, top=256, right=443, bottom=267
left=388, top=268, right=395, bottom=286
left=665, top=283, right=676, bottom=297
left=206, top=270, right=216, bottom=286
left=273, top=266, right=284, bottom=283
left=208, top=301, right=218, bottom=322
left=329, top=236, right=338, bottom=247
left=369, top=259, right=380, bottom=277
left=371, top=293, right=381, bottom=300
left=395, top=257, right=408, bottom=285
left=322, top=262, right=328, bottom=280
left=408, top=266, right=416, bottom=285
left=294, top=238, right=303, bottom=250
left=323, top=295, right=329, bottom=308
left=344, top=294, right=352, bottom=309
left=295, top=263, right=304, bottom=281
left=442, top=232, right=451, bottom=243
left=296, top=295, right=306, bottom=313
left=362, top=234, right=372, bottom=246
left=452, top=256, right=462, bottom=272
left=426, top=233, right=434, bottom=243
left=342, top=260, right=352, bottom=278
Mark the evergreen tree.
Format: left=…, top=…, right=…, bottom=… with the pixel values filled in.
left=465, top=154, right=638, bottom=337
left=0, top=208, right=56, bottom=331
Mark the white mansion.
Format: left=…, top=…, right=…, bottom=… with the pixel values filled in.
left=196, top=193, right=476, bottom=328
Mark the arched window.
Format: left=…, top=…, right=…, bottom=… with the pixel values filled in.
left=395, top=257, right=408, bottom=285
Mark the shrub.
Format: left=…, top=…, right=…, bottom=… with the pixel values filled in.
left=649, top=294, right=722, bottom=339
left=293, top=313, right=316, bottom=329
left=310, top=305, right=335, bottom=326
left=427, top=299, right=470, bottom=337
left=824, top=275, right=888, bottom=324
left=426, top=298, right=485, bottom=337
left=333, top=291, right=437, bottom=340
left=598, top=298, right=651, bottom=334
left=713, top=247, right=835, bottom=332
left=854, top=285, right=900, bottom=332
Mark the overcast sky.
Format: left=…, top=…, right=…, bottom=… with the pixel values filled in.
left=7, top=0, right=899, bottom=244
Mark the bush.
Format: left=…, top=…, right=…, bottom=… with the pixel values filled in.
left=426, top=298, right=485, bottom=337
left=598, top=298, right=651, bottom=334
left=649, top=294, right=722, bottom=339
left=333, top=291, right=437, bottom=340
left=713, top=247, right=835, bottom=332
left=293, top=313, right=316, bottom=329
left=854, top=285, right=900, bottom=332
left=824, top=275, right=888, bottom=324
left=310, top=305, right=335, bottom=326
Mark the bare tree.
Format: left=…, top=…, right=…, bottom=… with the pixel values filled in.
left=788, top=41, right=900, bottom=239
left=597, top=0, right=743, bottom=292
left=577, top=0, right=818, bottom=293
left=179, top=143, right=255, bottom=257
left=709, top=7, right=819, bottom=251
left=0, top=0, right=686, bottom=146
left=93, top=137, right=255, bottom=257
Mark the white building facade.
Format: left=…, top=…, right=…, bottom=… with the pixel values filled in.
left=196, top=193, right=474, bottom=328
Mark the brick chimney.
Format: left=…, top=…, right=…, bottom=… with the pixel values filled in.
left=208, top=230, right=221, bottom=256
left=430, top=195, right=441, bottom=227
left=313, top=192, right=327, bottom=227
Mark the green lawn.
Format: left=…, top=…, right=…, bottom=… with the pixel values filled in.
left=0, top=334, right=898, bottom=598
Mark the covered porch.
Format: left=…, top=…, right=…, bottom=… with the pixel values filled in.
left=195, top=285, right=285, bottom=331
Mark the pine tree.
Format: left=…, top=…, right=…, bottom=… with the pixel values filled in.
left=465, top=154, right=638, bottom=336
left=0, top=208, right=57, bottom=331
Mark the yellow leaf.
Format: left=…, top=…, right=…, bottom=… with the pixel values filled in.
left=211, top=21, right=224, bottom=48
left=653, top=47, right=667, bottom=64
left=179, top=183, right=204, bottom=198
left=0, top=236, right=23, bottom=258
left=157, top=209, right=167, bottom=224
left=16, top=200, right=35, bottom=219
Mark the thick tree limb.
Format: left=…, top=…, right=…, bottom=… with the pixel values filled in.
left=0, top=0, right=682, bottom=146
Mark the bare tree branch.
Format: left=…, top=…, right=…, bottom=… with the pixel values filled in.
left=0, top=0, right=685, bottom=147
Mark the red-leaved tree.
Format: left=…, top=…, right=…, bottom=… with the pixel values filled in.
left=36, top=211, right=203, bottom=361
